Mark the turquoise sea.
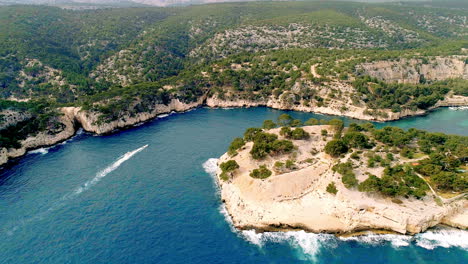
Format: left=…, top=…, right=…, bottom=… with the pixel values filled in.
left=0, top=107, right=467, bottom=263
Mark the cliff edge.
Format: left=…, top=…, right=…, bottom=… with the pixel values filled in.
left=216, top=125, right=467, bottom=234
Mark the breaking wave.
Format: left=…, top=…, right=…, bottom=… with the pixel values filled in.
left=242, top=230, right=334, bottom=260
left=202, top=158, right=219, bottom=187
left=202, top=158, right=467, bottom=260
left=29, top=147, right=50, bottom=155
left=202, top=158, right=219, bottom=177
left=339, top=233, right=412, bottom=247
left=415, top=227, right=468, bottom=250
left=449, top=106, right=468, bottom=110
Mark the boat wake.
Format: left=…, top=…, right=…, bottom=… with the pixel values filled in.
left=202, top=157, right=468, bottom=258
left=6, top=145, right=148, bottom=236
left=71, top=144, right=148, bottom=196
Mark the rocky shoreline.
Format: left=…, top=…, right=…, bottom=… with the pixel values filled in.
left=1, top=95, right=467, bottom=167
left=215, top=126, right=467, bottom=235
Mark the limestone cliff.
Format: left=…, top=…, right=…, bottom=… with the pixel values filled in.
left=358, top=56, right=468, bottom=84
left=1, top=93, right=467, bottom=167
left=215, top=126, right=467, bottom=234
left=206, top=94, right=455, bottom=122
left=0, top=98, right=204, bottom=166
left=63, top=97, right=204, bottom=135
left=0, top=110, right=76, bottom=166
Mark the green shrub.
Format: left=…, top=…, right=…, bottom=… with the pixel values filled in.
left=400, top=147, right=414, bottom=158
left=386, top=153, right=394, bottom=161
left=280, top=126, right=292, bottom=137
left=244, top=127, right=263, bottom=141
left=321, top=129, right=328, bottom=136
left=431, top=172, right=468, bottom=192
left=324, top=139, right=349, bottom=157
left=291, top=127, right=310, bottom=140
left=250, top=165, right=272, bottom=179
left=380, top=165, right=428, bottom=198
left=285, top=159, right=296, bottom=170
left=277, top=114, right=293, bottom=126
left=220, top=160, right=239, bottom=173
left=250, top=141, right=270, bottom=159
left=333, top=162, right=358, bottom=188
left=358, top=174, right=381, bottom=192
left=343, top=131, right=372, bottom=149
left=250, top=131, right=293, bottom=159
left=328, top=119, right=344, bottom=137
left=304, top=118, right=319, bottom=126
left=290, top=119, right=302, bottom=127
left=219, top=160, right=239, bottom=181
left=262, top=120, right=277, bottom=129
left=326, top=182, right=338, bottom=194
left=270, top=140, right=294, bottom=154
left=228, top=137, right=245, bottom=155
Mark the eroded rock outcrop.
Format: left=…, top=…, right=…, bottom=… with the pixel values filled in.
left=358, top=56, right=468, bottom=84
left=0, top=110, right=76, bottom=166
left=63, top=97, right=204, bottom=135
left=215, top=126, right=467, bottom=234
left=1, top=92, right=467, bottom=166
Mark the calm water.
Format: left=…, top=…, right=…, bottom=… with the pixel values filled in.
left=0, top=107, right=467, bottom=264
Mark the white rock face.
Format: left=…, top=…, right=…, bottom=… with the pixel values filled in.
left=0, top=109, right=76, bottom=166
left=358, top=56, right=468, bottom=84
left=215, top=126, right=467, bottom=234
left=64, top=97, right=204, bottom=134
left=1, top=92, right=467, bottom=166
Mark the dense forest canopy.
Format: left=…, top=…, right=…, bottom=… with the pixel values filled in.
left=0, top=0, right=467, bottom=147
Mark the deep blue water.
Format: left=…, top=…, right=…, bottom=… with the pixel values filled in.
left=0, top=107, right=467, bottom=264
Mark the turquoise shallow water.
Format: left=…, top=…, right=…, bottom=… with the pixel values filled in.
left=0, top=107, right=467, bottom=263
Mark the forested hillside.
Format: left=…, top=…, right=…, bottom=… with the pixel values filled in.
left=1, top=1, right=467, bottom=150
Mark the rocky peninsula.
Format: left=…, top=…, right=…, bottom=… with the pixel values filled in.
left=215, top=121, right=467, bottom=234
left=1, top=93, right=468, bottom=167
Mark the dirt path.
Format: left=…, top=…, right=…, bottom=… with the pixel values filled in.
left=310, top=63, right=321, bottom=78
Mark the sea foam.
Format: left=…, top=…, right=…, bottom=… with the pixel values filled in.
left=339, top=233, right=412, bottom=248
left=242, top=230, right=333, bottom=260
left=203, top=158, right=329, bottom=260
left=202, top=158, right=219, bottom=177
left=415, top=228, right=468, bottom=250
left=202, top=158, right=467, bottom=256
left=29, top=147, right=50, bottom=155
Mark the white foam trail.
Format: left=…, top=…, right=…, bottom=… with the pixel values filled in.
left=72, top=144, right=148, bottom=196
left=6, top=145, right=148, bottom=235
left=29, top=147, right=49, bottom=155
